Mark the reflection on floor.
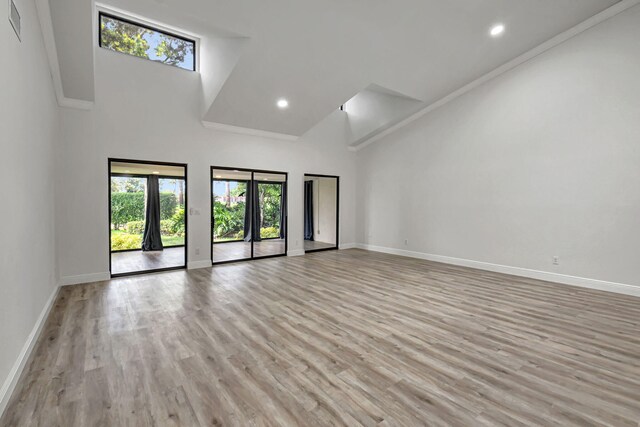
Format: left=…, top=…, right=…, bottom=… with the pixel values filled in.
left=304, top=240, right=336, bottom=251
left=111, top=246, right=185, bottom=275
left=212, top=239, right=286, bottom=263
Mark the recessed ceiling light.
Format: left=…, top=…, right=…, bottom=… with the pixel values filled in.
left=215, top=175, right=222, bottom=178
left=490, top=24, right=505, bottom=37
left=276, top=98, right=289, bottom=109
left=263, top=178, right=268, bottom=181
left=125, top=170, right=131, bottom=173
left=152, top=171, right=160, bottom=175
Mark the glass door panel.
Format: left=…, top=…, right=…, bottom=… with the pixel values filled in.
left=253, top=172, right=287, bottom=258
left=158, top=177, right=186, bottom=248
left=109, top=160, right=187, bottom=276
left=212, top=169, right=252, bottom=263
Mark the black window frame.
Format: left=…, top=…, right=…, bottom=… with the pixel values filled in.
left=108, top=158, right=189, bottom=278
left=98, top=11, right=197, bottom=72
left=210, top=166, right=289, bottom=265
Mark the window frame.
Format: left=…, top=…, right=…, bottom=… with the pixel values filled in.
left=98, top=11, right=197, bottom=72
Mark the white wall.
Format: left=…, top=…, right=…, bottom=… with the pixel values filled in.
left=357, top=5, right=640, bottom=288
left=56, top=46, right=357, bottom=282
left=0, top=0, right=60, bottom=412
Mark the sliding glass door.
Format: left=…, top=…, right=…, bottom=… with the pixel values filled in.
left=211, top=167, right=287, bottom=264
left=253, top=172, right=287, bottom=258
left=109, top=159, right=187, bottom=276
left=211, top=169, right=252, bottom=263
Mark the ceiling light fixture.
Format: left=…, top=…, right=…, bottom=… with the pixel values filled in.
left=276, top=98, right=289, bottom=109
left=152, top=171, right=160, bottom=175
left=490, top=24, right=505, bottom=37
left=215, top=175, right=222, bottom=178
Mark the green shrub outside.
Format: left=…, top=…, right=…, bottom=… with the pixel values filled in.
left=111, top=192, right=178, bottom=229
left=114, top=205, right=185, bottom=251
left=261, top=227, right=280, bottom=239
left=124, top=220, right=174, bottom=236
left=111, top=233, right=142, bottom=250
left=125, top=221, right=144, bottom=234
left=170, top=208, right=185, bottom=236
left=213, top=201, right=245, bottom=239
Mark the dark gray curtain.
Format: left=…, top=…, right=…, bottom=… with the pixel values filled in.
left=252, top=181, right=262, bottom=242
left=304, top=180, right=314, bottom=241
left=243, top=181, right=252, bottom=242
left=243, top=181, right=262, bottom=242
left=142, top=175, right=164, bottom=251
left=279, top=183, right=286, bottom=239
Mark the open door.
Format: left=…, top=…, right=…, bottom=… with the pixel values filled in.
left=304, top=174, right=339, bottom=252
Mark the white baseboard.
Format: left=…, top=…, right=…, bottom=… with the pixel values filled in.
left=356, top=244, right=640, bottom=298
left=59, top=272, right=110, bottom=286
left=0, top=285, right=60, bottom=418
left=287, top=249, right=305, bottom=257
left=339, top=243, right=357, bottom=250
left=187, top=260, right=212, bottom=270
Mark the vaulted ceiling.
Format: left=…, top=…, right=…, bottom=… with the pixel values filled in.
left=45, top=0, right=622, bottom=144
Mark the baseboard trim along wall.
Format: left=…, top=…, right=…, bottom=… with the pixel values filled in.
left=356, top=244, right=640, bottom=298
left=0, top=285, right=60, bottom=418
left=339, top=243, right=357, bottom=250
left=187, top=260, right=213, bottom=270
left=287, top=249, right=306, bottom=257
left=59, top=272, right=111, bottom=286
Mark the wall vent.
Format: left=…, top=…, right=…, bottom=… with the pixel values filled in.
left=9, top=0, right=20, bottom=41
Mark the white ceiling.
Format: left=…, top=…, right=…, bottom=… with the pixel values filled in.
left=49, top=0, right=621, bottom=142
left=199, top=0, right=620, bottom=136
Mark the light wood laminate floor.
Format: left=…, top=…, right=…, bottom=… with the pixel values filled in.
left=304, top=240, right=337, bottom=251
left=2, top=249, right=639, bottom=426
left=111, top=247, right=185, bottom=275
left=212, top=239, right=285, bottom=263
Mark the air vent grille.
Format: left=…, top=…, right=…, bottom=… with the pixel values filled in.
left=9, top=0, right=21, bottom=41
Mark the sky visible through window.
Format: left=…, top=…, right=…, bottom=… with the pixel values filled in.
left=213, top=181, right=240, bottom=198
left=100, top=14, right=195, bottom=71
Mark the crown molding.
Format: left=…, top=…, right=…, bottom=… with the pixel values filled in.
left=202, top=121, right=299, bottom=141
left=351, top=0, right=640, bottom=152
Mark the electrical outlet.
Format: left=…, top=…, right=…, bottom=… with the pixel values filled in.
left=404, top=239, right=409, bottom=246
left=195, top=248, right=200, bottom=255
left=552, top=256, right=559, bottom=265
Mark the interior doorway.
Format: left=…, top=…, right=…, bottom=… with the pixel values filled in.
left=109, top=159, right=187, bottom=277
left=211, top=167, right=287, bottom=264
left=304, top=174, right=339, bottom=252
